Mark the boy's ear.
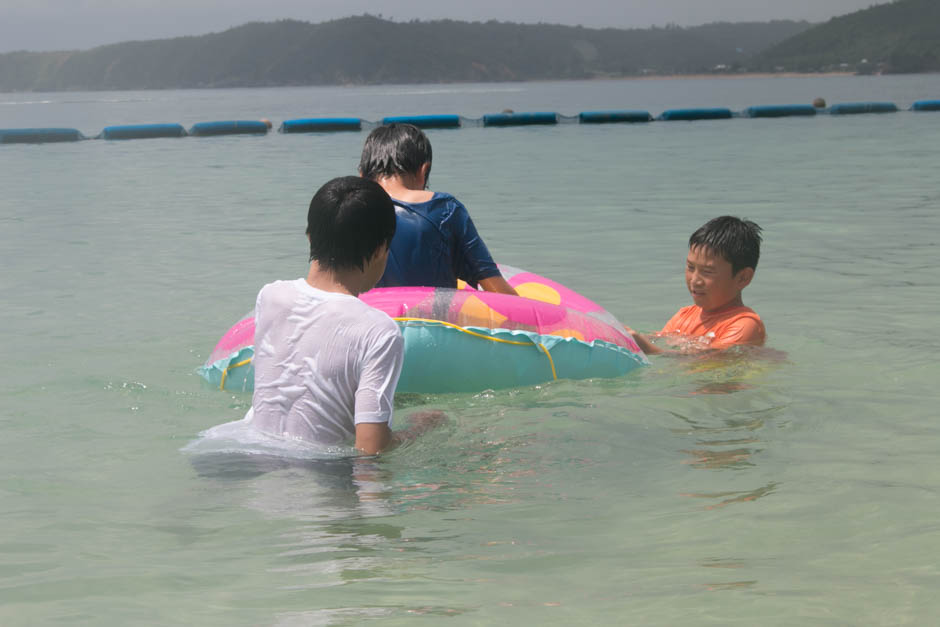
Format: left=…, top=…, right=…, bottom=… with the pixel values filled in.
left=734, top=267, right=755, bottom=289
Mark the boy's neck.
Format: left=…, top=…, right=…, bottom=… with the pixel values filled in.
left=305, top=261, right=369, bottom=297
left=702, top=294, right=745, bottom=314
left=375, top=173, right=433, bottom=203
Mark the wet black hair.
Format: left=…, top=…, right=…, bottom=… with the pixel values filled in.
left=358, top=123, right=433, bottom=181
left=689, top=216, right=762, bottom=275
left=306, top=176, right=396, bottom=272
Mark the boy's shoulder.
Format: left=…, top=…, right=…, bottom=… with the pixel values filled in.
left=257, top=279, right=400, bottom=340
left=712, top=304, right=762, bottom=323
left=425, top=192, right=472, bottom=226
left=407, top=192, right=463, bottom=212
left=256, top=278, right=315, bottom=309
left=256, top=278, right=298, bottom=305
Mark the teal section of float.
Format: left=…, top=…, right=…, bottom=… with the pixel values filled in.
left=199, top=347, right=254, bottom=393
left=396, top=323, right=645, bottom=393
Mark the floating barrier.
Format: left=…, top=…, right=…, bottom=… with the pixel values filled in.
left=829, top=102, right=898, bottom=115
left=189, top=120, right=270, bottom=137
left=579, top=110, right=653, bottom=124
left=0, top=128, right=84, bottom=144
left=659, top=108, right=734, bottom=121
left=198, top=265, right=647, bottom=394
left=280, top=117, right=362, bottom=133
left=483, top=112, right=558, bottom=127
left=911, top=100, right=940, bottom=112
left=382, top=114, right=461, bottom=129
left=98, top=123, right=187, bottom=140
left=4, top=97, right=940, bottom=147
left=745, top=104, right=817, bottom=118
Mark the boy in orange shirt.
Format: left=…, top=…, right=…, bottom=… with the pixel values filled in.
left=630, top=216, right=765, bottom=354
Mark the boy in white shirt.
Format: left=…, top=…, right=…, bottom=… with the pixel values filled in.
left=247, top=176, right=413, bottom=454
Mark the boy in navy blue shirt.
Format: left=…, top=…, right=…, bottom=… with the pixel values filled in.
left=359, top=123, right=517, bottom=294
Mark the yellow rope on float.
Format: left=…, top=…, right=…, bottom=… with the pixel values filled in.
left=394, top=317, right=558, bottom=381
left=219, top=357, right=252, bottom=390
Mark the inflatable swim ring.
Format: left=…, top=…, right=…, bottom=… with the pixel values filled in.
left=198, top=265, right=647, bottom=394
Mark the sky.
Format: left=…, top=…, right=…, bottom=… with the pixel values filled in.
left=1, top=0, right=885, bottom=53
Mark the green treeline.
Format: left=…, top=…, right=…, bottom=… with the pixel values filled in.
left=0, top=16, right=809, bottom=92
left=756, top=0, right=940, bottom=73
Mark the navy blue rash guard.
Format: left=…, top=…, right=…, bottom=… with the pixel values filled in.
left=375, top=192, right=501, bottom=289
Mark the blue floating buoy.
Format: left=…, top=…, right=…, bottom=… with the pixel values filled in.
left=829, top=102, right=898, bottom=115
left=578, top=110, right=653, bottom=124
left=98, top=123, right=187, bottom=140
left=482, top=112, right=558, bottom=127
left=658, top=108, right=734, bottom=121
left=381, top=115, right=461, bottom=129
left=911, top=100, right=940, bottom=112
left=745, top=105, right=817, bottom=118
left=280, top=118, right=362, bottom=133
left=0, top=128, right=84, bottom=144
left=189, top=120, right=270, bottom=137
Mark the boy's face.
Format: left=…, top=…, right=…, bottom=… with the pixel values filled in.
left=685, top=245, right=753, bottom=312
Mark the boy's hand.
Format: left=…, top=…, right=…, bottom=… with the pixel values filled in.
left=356, top=411, right=447, bottom=454
left=408, top=410, right=446, bottom=430
left=625, top=326, right=663, bottom=355
left=393, top=410, right=446, bottom=445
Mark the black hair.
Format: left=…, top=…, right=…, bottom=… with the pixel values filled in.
left=689, top=216, right=762, bottom=275
left=359, top=123, right=433, bottom=181
left=306, top=176, right=396, bottom=272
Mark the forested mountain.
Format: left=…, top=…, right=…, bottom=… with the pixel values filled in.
left=0, top=16, right=810, bottom=91
left=756, top=0, right=940, bottom=73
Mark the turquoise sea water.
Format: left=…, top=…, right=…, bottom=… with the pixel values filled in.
left=2, top=75, right=940, bottom=625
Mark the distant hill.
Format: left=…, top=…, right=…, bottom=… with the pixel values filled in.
left=0, top=16, right=811, bottom=92
left=756, top=0, right=940, bottom=73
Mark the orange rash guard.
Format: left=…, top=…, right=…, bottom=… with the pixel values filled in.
left=660, top=304, right=766, bottom=349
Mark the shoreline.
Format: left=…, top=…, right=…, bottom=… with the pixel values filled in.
left=3, top=71, right=931, bottom=96
left=614, top=71, right=857, bottom=81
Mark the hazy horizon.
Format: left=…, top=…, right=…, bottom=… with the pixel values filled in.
left=1, top=0, right=885, bottom=54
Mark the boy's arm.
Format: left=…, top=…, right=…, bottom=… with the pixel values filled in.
left=354, top=328, right=404, bottom=455
left=356, top=411, right=446, bottom=454
left=627, top=311, right=764, bottom=354
left=451, top=200, right=518, bottom=295
left=355, top=423, right=393, bottom=455
left=626, top=307, right=689, bottom=355
left=625, top=328, right=663, bottom=355
left=478, top=275, right=518, bottom=295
